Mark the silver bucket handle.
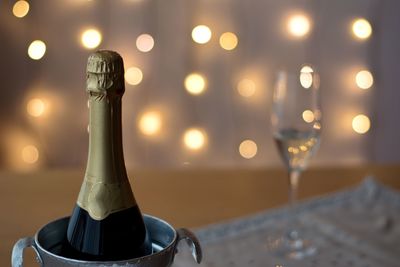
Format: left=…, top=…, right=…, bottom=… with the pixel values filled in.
left=12, top=237, right=43, bottom=267
left=176, top=228, right=202, bottom=264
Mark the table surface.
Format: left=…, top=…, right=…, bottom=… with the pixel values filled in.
left=2, top=164, right=400, bottom=266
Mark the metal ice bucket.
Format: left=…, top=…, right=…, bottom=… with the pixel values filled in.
left=12, top=215, right=202, bottom=267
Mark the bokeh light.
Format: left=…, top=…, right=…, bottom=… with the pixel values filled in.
left=125, top=67, right=143, bottom=86
left=287, top=14, right=311, bottom=38
left=352, top=18, right=372, bottom=40
left=138, top=111, right=162, bottom=136
left=302, top=110, right=315, bottom=123
left=355, top=70, right=374, bottom=89
left=21, top=145, right=39, bottom=164
left=3, top=128, right=42, bottom=171
left=300, top=65, right=314, bottom=89
left=28, top=40, right=46, bottom=60
left=239, top=140, right=258, bottom=159
left=237, top=79, right=256, bottom=97
left=184, top=73, right=207, bottom=95
left=81, top=29, right=102, bottom=49
left=183, top=128, right=206, bottom=150
left=27, top=98, right=46, bottom=117
left=136, top=34, right=154, bottom=52
left=192, top=25, right=212, bottom=44
left=219, top=32, right=238, bottom=50
left=300, top=66, right=313, bottom=72
left=13, top=0, right=30, bottom=18
left=352, top=114, right=371, bottom=134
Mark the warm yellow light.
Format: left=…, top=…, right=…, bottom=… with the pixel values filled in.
left=352, top=114, right=371, bottom=134
left=183, top=128, right=206, bottom=150
left=239, top=140, right=258, bottom=159
left=192, top=25, right=212, bottom=44
left=300, top=145, right=308, bottom=152
left=287, top=14, right=311, bottom=38
left=28, top=40, right=46, bottom=60
left=313, top=122, right=321, bottom=130
left=237, top=79, right=256, bottom=97
left=301, top=66, right=313, bottom=73
left=184, top=73, right=207, bottom=95
left=13, top=0, right=30, bottom=18
left=352, top=19, right=372, bottom=40
left=21, top=145, right=39, bottom=164
left=300, top=65, right=314, bottom=89
left=81, top=29, right=102, bottom=49
left=219, top=32, right=238, bottom=50
left=355, top=70, right=374, bottom=89
left=138, top=111, right=162, bottom=136
left=136, top=34, right=154, bottom=52
left=27, top=98, right=46, bottom=117
left=302, top=110, right=314, bottom=123
left=125, top=67, right=143, bottom=86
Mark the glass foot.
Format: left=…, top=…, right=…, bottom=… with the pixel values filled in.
left=267, top=230, right=317, bottom=260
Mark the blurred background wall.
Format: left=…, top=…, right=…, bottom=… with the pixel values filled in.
left=0, top=0, right=399, bottom=171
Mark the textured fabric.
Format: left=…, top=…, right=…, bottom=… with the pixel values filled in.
left=173, top=178, right=400, bottom=267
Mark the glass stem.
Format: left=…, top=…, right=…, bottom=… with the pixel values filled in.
left=288, top=170, right=300, bottom=209
left=287, top=170, right=301, bottom=240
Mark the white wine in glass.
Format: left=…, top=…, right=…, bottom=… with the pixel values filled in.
left=270, top=66, right=321, bottom=259
left=274, top=129, right=320, bottom=172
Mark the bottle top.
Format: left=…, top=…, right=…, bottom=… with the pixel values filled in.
left=86, top=50, right=125, bottom=96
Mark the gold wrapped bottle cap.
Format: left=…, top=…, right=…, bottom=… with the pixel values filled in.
left=86, top=50, right=125, bottom=96
left=87, top=50, right=124, bottom=74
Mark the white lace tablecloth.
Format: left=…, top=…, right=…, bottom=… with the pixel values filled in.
left=173, top=178, right=400, bottom=267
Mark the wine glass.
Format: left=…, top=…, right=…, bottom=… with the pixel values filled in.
left=270, top=65, right=321, bottom=259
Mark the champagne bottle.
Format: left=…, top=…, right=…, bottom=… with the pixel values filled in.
left=66, top=50, right=152, bottom=261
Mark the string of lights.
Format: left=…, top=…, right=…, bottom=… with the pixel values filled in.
left=9, top=0, right=374, bottom=169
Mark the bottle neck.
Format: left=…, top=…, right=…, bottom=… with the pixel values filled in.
left=77, top=93, right=136, bottom=220
left=85, top=94, right=127, bottom=183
